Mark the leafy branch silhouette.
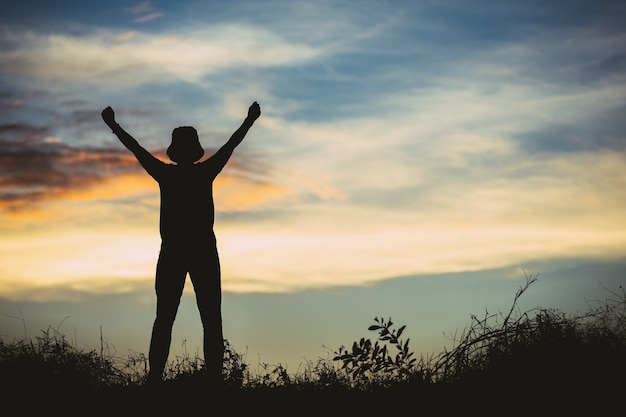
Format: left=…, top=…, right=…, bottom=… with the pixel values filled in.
left=333, top=316, right=417, bottom=387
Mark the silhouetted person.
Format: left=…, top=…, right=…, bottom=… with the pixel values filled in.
left=101, top=102, right=261, bottom=384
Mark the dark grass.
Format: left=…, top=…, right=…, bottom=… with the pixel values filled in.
left=2, top=275, right=624, bottom=415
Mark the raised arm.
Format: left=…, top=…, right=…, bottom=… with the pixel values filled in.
left=208, top=101, right=261, bottom=172
left=101, top=106, right=164, bottom=178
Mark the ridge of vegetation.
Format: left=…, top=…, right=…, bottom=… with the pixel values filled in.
left=2, top=275, right=624, bottom=413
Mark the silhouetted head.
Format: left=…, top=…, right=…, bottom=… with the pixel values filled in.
left=167, top=126, right=204, bottom=164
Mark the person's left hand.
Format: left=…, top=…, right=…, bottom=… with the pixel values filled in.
left=247, top=101, right=261, bottom=122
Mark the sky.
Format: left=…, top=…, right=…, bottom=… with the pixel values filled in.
left=1, top=0, right=625, bottom=373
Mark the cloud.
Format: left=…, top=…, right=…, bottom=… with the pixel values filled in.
left=122, top=1, right=163, bottom=23
left=0, top=129, right=138, bottom=212
left=0, top=125, right=309, bottom=229
left=123, top=1, right=156, bottom=15
left=0, top=229, right=160, bottom=298
left=112, top=31, right=139, bottom=42
left=515, top=105, right=626, bottom=154
left=214, top=174, right=298, bottom=212
left=215, top=210, right=626, bottom=294
left=206, top=96, right=626, bottom=294
left=133, top=13, right=163, bottom=23
left=0, top=92, right=23, bottom=111
left=0, top=25, right=320, bottom=85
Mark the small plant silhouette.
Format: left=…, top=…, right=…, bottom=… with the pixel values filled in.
left=333, top=316, right=418, bottom=387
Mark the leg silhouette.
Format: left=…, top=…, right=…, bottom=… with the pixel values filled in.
left=147, top=246, right=187, bottom=383
left=189, top=243, right=224, bottom=384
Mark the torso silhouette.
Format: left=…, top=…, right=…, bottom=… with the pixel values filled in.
left=156, top=164, right=215, bottom=242
left=139, top=158, right=224, bottom=246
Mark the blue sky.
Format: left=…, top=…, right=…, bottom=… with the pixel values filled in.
left=1, top=0, right=625, bottom=371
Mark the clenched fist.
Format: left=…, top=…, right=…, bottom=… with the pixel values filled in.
left=247, top=101, right=261, bottom=122
left=101, top=106, right=116, bottom=126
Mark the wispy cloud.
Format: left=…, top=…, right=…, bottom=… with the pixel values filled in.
left=0, top=128, right=136, bottom=211
left=123, top=1, right=163, bottom=23
left=0, top=25, right=320, bottom=85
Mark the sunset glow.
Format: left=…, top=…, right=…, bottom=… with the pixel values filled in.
left=1, top=0, right=624, bottom=369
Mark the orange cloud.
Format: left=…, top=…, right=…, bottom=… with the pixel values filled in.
left=215, top=174, right=298, bottom=212
left=1, top=170, right=298, bottom=230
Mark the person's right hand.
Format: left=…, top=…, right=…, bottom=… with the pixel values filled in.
left=101, top=106, right=116, bottom=125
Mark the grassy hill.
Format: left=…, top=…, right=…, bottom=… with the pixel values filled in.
left=2, top=275, right=624, bottom=414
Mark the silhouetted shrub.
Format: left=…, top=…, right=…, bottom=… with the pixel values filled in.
left=0, top=326, right=127, bottom=393
left=333, top=316, right=425, bottom=388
